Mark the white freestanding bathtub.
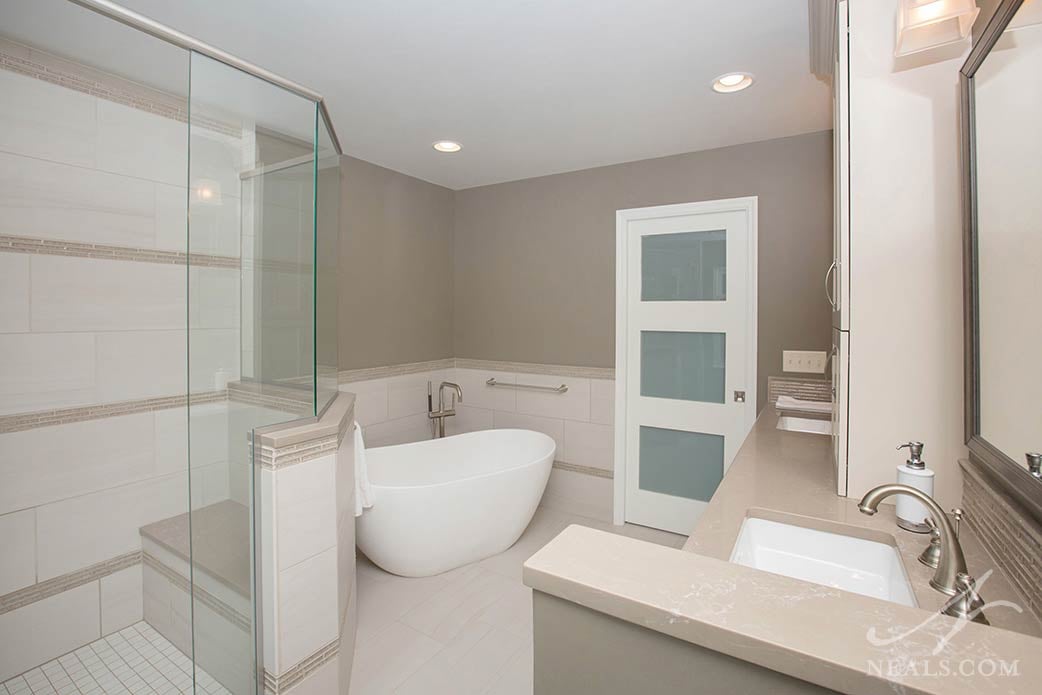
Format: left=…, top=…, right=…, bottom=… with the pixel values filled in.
left=356, top=429, right=555, bottom=577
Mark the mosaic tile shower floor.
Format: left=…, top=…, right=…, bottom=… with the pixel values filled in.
left=1, top=623, right=230, bottom=695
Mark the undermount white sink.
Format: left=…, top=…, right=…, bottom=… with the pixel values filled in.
left=730, top=517, right=917, bottom=607
left=776, top=416, right=831, bottom=435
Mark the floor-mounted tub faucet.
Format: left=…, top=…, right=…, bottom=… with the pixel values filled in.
left=428, top=381, right=463, bottom=438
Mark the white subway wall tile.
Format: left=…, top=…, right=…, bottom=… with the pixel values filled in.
left=276, top=454, right=336, bottom=571
left=0, top=582, right=101, bottom=681
left=451, top=369, right=517, bottom=411
left=188, top=266, right=239, bottom=330
left=0, top=151, right=156, bottom=247
left=0, top=332, right=96, bottom=415
left=95, top=330, right=185, bottom=402
left=0, top=411, right=156, bottom=515
left=590, top=378, right=615, bottom=426
left=0, top=254, right=29, bottom=333
left=96, top=98, right=187, bottom=187
left=363, top=413, right=432, bottom=448
left=514, top=374, right=590, bottom=421
left=0, top=71, right=96, bottom=168
left=142, top=562, right=192, bottom=657
left=36, top=472, right=188, bottom=579
left=277, top=546, right=338, bottom=673
left=156, top=182, right=241, bottom=257
left=100, top=564, right=143, bottom=635
left=445, top=405, right=494, bottom=436
left=492, top=411, right=564, bottom=455
left=31, top=255, right=184, bottom=332
left=562, top=420, right=614, bottom=472
left=154, top=403, right=228, bottom=476
left=341, top=379, right=389, bottom=427
left=387, top=369, right=454, bottom=420
left=0, top=509, right=36, bottom=595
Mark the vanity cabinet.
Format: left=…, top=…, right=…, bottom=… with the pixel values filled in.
left=830, top=0, right=851, bottom=497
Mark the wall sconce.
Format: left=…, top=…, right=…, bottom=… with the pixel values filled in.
left=192, top=179, right=222, bottom=206
left=895, top=0, right=980, bottom=56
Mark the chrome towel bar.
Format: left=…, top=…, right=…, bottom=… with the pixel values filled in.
left=486, top=378, right=568, bottom=394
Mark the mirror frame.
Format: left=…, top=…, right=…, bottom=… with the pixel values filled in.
left=961, top=0, right=1042, bottom=523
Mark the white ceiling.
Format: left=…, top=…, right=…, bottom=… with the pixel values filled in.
left=5, top=0, right=831, bottom=189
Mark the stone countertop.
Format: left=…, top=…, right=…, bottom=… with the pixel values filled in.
left=523, top=411, right=1042, bottom=695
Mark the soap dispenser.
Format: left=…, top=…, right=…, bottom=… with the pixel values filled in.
left=895, top=441, right=935, bottom=533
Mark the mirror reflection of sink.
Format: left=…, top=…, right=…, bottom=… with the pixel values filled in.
left=730, top=517, right=917, bottom=607
left=776, top=416, right=831, bottom=435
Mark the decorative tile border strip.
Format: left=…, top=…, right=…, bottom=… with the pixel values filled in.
left=263, top=639, right=340, bottom=694
left=454, top=358, right=615, bottom=380
left=960, top=460, right=1042, bottom=622
left=0, top=551, right=140, bottom=615
left=0, top=38, right=241, bottom=138
left=142, top=552, right=251, bottom=633
left=338, top=357, right=614, bottom=384
left=338, top=358, right=455, bottom=383
left=0, top=390, right=226, bottom=434
left=259, top=436, right=338, bottom=470
left=227, top=382, right=314, bottom=417
left=0, top=235, right=240, bottom=269
left=766, top=375, right=832, bottom=406
left=554, top=460, right=613, bottom=479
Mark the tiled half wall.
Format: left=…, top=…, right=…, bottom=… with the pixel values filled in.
left=340, top=359, right=616, bottom=522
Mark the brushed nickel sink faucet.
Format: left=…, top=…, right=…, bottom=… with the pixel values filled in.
left=858, top=484, right=987, bottom=624
left=428, top=381, right=463, bottom=438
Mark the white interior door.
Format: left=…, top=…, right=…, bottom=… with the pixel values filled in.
left=615, top=198, right=757, bottom=534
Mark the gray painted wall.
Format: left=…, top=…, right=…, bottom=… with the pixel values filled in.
left=453, top=131, right=834, bottom=411
left=338, top=155, right=455, bottom=370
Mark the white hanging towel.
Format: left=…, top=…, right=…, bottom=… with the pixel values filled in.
left=354, top=422, right=375, bottom=517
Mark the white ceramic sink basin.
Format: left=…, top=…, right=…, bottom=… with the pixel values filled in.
left=776, top=416, right=831, bottom=435
left=730, top=517, right=917, bottom=607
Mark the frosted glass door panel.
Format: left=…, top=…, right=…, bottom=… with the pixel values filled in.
left=640, top=331, right=725, bottom=403
left=639, top=426, right=724, bottom=502
left=641, top=230, right=726, bottom=301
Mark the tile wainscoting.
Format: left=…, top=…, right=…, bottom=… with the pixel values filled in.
left=340, top=359, right=616, bottom=522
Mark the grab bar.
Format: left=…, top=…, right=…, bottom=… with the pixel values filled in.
left=486, top=378, right=568, bottom=394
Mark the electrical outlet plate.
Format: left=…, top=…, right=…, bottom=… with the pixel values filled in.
left=783, top=350, right=828, bottom=374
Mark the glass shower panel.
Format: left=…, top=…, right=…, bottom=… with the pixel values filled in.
left=315, top=116, right=341, bottom=414
left=188, top=51, right=319, bottom=695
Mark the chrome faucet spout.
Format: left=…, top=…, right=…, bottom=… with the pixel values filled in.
left=858, top=483, right=967, bottom=596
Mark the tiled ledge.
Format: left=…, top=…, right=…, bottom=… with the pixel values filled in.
left=256, top=391, right=355, bottom=470
left=338, top=357, right=614, bottom=383
left=0, top=234, right=240, bottom=268
left=0, top=550, right=140, bottom=615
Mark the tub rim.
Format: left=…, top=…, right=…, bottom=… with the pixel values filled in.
left=365, top=428, right=556, bottom=491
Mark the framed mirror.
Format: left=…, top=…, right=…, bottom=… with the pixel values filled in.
left=962, top=0, right=1042, bottom=522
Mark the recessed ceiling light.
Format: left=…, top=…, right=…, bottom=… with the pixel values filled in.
left=712, top=72, right=754, bottom=94
left=433, top=140, right=462, bottom=153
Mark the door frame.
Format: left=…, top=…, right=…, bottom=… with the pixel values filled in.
left=613, top=196, right=758, bottom=526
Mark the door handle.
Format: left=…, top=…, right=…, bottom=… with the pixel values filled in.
left=825, top=260, right=837, bottom=309
left=734, top=390, right=746, bottom=403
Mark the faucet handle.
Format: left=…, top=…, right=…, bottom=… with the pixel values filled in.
left=951, top=508, right=964, bottom=539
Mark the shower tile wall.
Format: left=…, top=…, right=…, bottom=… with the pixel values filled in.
left=340, top=364, right=616, bottom=521
left=0, top=51, right=242, bottom=681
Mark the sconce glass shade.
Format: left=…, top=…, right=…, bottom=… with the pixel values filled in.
left=895, top=0, right=980, bottom=56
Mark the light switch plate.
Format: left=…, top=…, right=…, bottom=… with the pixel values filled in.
left=783, top=350, right=828, bottom=374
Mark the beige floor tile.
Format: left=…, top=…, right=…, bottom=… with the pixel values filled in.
left=349, top=621, right=442, bottom=695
